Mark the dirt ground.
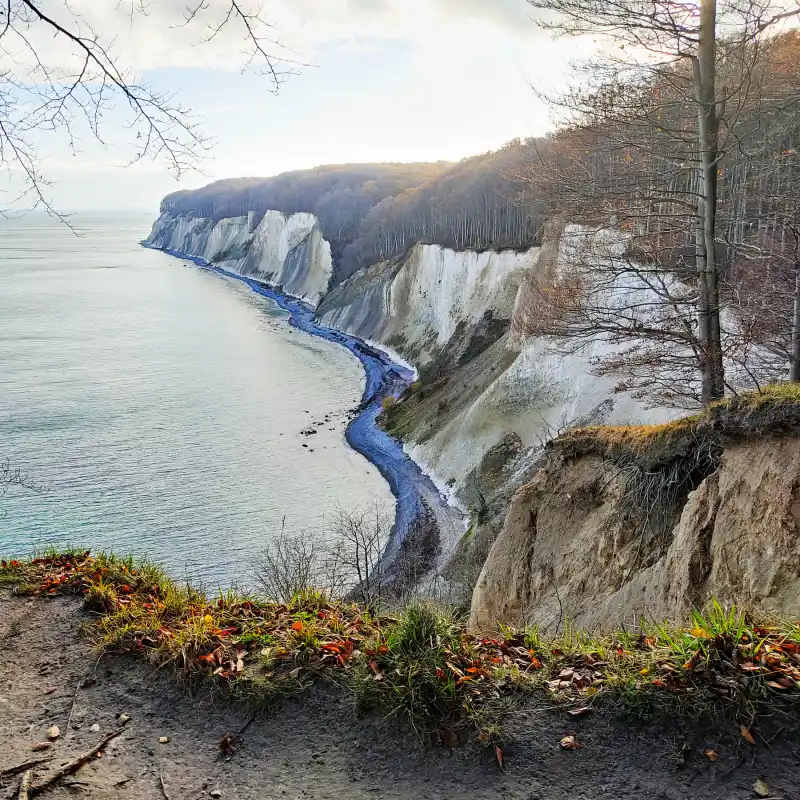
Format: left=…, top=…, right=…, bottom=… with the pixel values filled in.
left=2, top=593, right=799, bottom=800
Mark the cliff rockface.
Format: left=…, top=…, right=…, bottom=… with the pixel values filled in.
left=144, top=211, right=669, bottom=573
left=470, top=390, right=800, bottom=631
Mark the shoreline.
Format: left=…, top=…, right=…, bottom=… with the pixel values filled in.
left=142, top=243, right=463, bottom=566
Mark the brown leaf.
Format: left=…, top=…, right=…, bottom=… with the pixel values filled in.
left=568, top=707, right=592, bottom=717
left=31, top=742, right=52, bottom=752
left=740, top=726, right=756, bottom=745
left=704, top=749, right=718, bottom=762
left=43, top=687, right=57, bottom=695
left=494, top=744, right=504, bottom=769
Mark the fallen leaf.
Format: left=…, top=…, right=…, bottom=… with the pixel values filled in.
left=560, top=735, right=581, bottom=750
left=291, top=620, right=304, bottom=632
left=118, top=713, right=131, bottom=725
left=90, top=723, right=100, bottom=732
left=753, top=778, right=770, bottom=797
left=31, top=742, right=52, bottom=752
left=740, top=726, right=756, bottom=745
left=494, top=744, right=504, bottom=769
left=704, top=749, right=718, bottom=761
left=43, top=687, right=57, bottom=695
left=568, top=707, right=592, bottom=717
left=439, top=728, right=459, bottom=749
left=288, top=667, right=302, bottom=678
left=47, top=725, right=60, bottom=740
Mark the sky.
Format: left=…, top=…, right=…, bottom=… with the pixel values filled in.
left=4, top=0, right=583, bottom=213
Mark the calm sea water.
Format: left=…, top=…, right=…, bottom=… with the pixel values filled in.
left=0, top=213, right=393, bottom=586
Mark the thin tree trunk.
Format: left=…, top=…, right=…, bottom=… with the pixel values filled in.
left=694, top=0, right=725, bottom=403
left=791, top=230, right=800, bottom=382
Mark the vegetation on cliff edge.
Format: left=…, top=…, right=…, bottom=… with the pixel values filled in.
left=2, top=551, right=800, bottom=750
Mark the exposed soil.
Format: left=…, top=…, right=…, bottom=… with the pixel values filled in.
left=2, top=593, right=799, bottom=800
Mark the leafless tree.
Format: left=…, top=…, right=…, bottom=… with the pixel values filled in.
left=254, top=504, right=391, bottom=606
left=1, top=459, right=44, bottom=496
left=521, top=0, right=800, bottom=405
left=0, top=0, right=296, bottom=215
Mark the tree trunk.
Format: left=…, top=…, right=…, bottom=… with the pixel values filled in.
left=694, top=0, right=725, bottom=404
left=791, top=230, right=800, bottom=382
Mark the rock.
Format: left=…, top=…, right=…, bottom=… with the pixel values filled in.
left=210, top=791, right=223, bottom=798
left=470, top=435, right=800, bottom=632
left=118, top=713, right=130, bottom=725
left=753, top=779, right=770, bottom=797
left=31, top=742, right=52, bottom=751
left=46, top=725, right=60, bottom=740
left=90, top=723, right=100, bottom=732
left=159, top=736, right=170, bottom=744
left=560, top=735, right=581, bottom=750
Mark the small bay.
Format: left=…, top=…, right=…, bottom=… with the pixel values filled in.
left=0, top=213, right=393, bottom=587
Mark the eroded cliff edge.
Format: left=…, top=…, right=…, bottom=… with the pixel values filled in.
left=470, top=388, right=800, bottom=632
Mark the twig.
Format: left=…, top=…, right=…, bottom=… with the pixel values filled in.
left=159, top=772, right=172, bottom=800
left=64, top=677, right=82, bottom=738
left=0, top=758, right=52, bottom=779
left=235, top=713, right=256, bottom=740
left=18, top=770, right=32, bottom=800
left=113, top=770, right=145, bottom=788
left=29, top=730, right=122, bottom=797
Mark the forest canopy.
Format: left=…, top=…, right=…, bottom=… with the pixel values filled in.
left=159, top=145, right=543, bottom=281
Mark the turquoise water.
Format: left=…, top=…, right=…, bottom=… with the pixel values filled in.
left=0, top=213, right=393, bottom=586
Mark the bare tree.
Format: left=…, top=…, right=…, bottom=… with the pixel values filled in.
left=253, top=504, right=391, bottom=606
left=0, top=1, right=297, bottom=215
left=522, top=0, right=800, bottom=405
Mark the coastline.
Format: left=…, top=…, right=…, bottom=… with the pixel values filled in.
left=142, top=243, right=464, bottom=568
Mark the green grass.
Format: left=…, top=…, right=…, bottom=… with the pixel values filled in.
left=2, top=552, right=800, bottom=746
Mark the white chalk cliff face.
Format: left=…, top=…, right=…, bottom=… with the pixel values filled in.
left=145, top=210, right=670, bottom=508
left=145, top=211, right=333, bottom=306
left=318, top=244, right=532, bottom=366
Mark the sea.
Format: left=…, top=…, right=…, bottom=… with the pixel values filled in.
left=0, top=213, right=394, bottom=587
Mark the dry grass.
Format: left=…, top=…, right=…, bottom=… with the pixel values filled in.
left=558, top=383, right=800, bottom=466
left=2, top=552, right=799, bottom=745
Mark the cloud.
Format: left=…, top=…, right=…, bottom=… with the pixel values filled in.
left=430, top=0, right=536, bottom=33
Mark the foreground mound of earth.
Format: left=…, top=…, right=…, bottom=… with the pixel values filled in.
left=2, top=594, right=798, bottom=800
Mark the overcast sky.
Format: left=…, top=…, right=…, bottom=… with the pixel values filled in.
left=15, top=0, right=582, bottom=212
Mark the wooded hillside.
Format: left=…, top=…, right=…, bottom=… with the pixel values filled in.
left=160, top=149, right=542, bottom=281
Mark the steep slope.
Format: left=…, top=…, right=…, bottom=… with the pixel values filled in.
left=147, top=211, right=333, bottom=305
left=470, top=390, right=800, bottom=632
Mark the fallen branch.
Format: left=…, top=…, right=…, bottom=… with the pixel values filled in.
left=18, top=770, right=32, bottom=800
left=159, top=772, right=172, bottom=800
left=29, top=730, right=122, bottom=797
left=0, top=758, right=52, bottom=779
